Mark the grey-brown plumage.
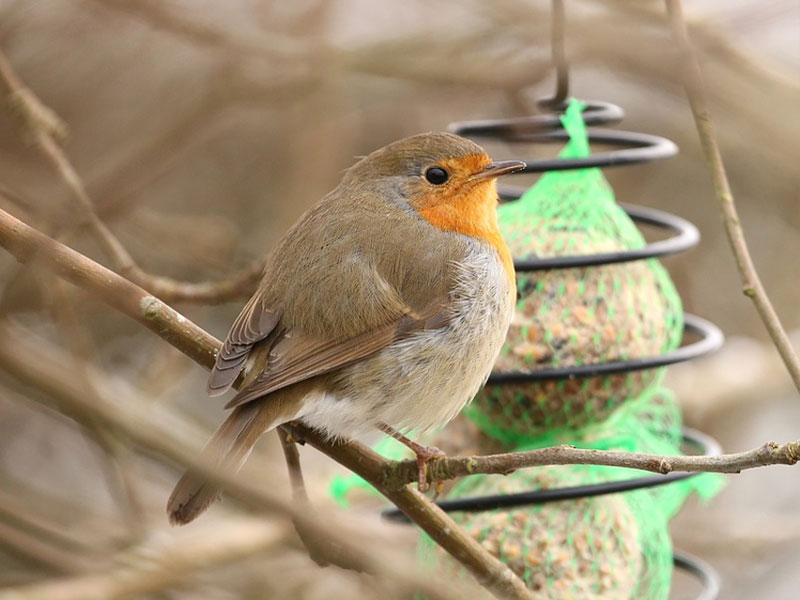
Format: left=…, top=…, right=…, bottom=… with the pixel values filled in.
left=167, top=133, right=523, bottom=524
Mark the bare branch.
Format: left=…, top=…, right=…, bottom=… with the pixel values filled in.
left=0, top=49, right=136, bottom=272
left=279, top=428, right=311, bottom=504
left=3, top=204, right=798, bottom=479
left=0, top=208, right=533, bottom=600
left=374, top=440, right=800, bottom=491
left=278, top=427, right=333, bottom=569
left=284, top=423, right=542, bottom=597
left=0, top=52, right=67, bottom=141
left=125, top=258, right=264, bottom=304
left=664, top=0, right=800, bottom=391
left=0, top=48, right=264, bottom=304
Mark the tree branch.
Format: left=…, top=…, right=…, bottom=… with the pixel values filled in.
left=126, top=258, right=264, bottom=304
left=3, top=203, right=797, bottom=480
left=0, top=48, right=264, bottom=304
left=277, top=427, right=332, bottom=568
left=664, top=0, right=800, bottom=392
left=0, top=317, right=482, bottom=600
left=376, top=440, right=800, bottom=491
left=0, top=207, right=533, bottom=600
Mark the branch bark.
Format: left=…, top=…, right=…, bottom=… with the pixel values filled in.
left=379, top=440, right=800, bottom=491
left=665, top=0, right=800, bottom=392
left=278, top=427, right=332, bottom=569
left=0, top=48, right=263, bottom=304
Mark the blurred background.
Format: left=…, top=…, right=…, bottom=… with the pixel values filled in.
left=0, top=1, right=797, bottom=598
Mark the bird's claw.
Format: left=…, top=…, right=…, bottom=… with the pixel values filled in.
left=414, top=445, right=446, bottom=493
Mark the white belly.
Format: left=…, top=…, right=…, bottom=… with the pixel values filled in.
left=297, top=242, right=514, bottom=439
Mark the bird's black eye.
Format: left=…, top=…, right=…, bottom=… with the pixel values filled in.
left=424, top=166, right=449, bottom=185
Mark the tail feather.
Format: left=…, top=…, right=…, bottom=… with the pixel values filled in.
left=167, top=391, right=303, bottom=525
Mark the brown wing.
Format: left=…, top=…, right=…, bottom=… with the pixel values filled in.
left=207, top=293, right=280, bottom=396
left=223, top=301, right=450, bottom=409
left=212, top=190, right=465, bottom=410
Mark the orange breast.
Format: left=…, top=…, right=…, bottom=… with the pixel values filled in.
left=415, top=180, right=516, bottom=289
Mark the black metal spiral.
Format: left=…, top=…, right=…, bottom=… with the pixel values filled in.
left=449, top=100, right=677, bottom=173
left=674, top=551, right=722, bottom=600
left=388, top=98, right=722, bottom=598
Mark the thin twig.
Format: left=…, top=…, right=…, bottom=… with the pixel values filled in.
left=0, top=49, right=136, bottom=272
left=376, top=440, right=800, bottom=491
left=124, top=259, right=265, bottom=304
left=0, top=48, right=130, bottom=268
left=664, top=0, right=800, bottom=392
left=277, top=427, right=332, bottom=568
left=0, top=206, right=219, bottom=364
left=0, top=48, right=264, bottom=304
left=278, top=428, right=310, bottom=503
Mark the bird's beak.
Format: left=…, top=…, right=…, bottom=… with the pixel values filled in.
left=470, top=160, right=527, bottom=182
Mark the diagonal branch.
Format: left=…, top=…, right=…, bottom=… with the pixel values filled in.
left=0, top=206, right=534, bottom=600
left=277, top=427, right=333, bottom=568
left=0, top=318, right=485, bottom=600
left=0, top=48, right=263, bottom=304
left=664, top=0, right=800, bottom=392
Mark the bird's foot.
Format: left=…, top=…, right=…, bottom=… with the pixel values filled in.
left=378, top=422, right=446, bottom=492
left=413, top=443, right=446, bottom=492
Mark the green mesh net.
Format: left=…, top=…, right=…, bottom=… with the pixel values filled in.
left=418, top=387, right=722, bottom=600
left=329, top=100, right=721, bottom=599
left=465, top=100, right=684, bottom=445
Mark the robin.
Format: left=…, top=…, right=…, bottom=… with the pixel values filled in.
left=167, top=132, right=525, bottom=525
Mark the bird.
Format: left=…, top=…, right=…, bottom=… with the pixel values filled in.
left=167, top=132, right=525, bottom=525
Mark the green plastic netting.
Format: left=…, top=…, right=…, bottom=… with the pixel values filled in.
left=329, top=100, right=720, bottom=599
left=418, top=386, right=721, bottom=600
left=465, top=100, right=683, bottom=445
